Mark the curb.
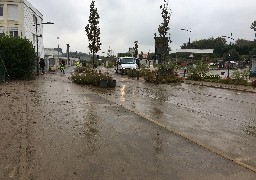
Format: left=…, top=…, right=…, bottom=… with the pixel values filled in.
left=184, top=80, right=256, bottom=93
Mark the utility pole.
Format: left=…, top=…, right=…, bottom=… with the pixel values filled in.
left=36, top=17, right=39, bottom=75
left=57, top=37, right=60, bottom=63
left=34, top=20, right=54, bottom=75
left=66, top=44, right=70, bottom=65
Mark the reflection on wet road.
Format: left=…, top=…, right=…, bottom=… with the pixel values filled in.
left=92, top=71, right=256, bottom=172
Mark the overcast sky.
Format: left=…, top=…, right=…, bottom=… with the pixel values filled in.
left=29, top=0, right=256, bottom=56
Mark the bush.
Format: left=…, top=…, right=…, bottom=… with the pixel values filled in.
left=187, top=63, right=208, bottom=81
left=106, top=60, right=114, bottom=68
left=230, top=70, right=249, bottom=85
left=203, top=74, right=221, bottom=83
left=127, top=69, right=140, bottom=77
left=0, top=34, right=36, bottom=80
left=71, top=67, right=114, bottom=87
left=143, top=64, right=182, bottom=84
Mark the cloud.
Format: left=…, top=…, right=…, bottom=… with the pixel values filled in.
left=29, top=0, right=256, bottom=55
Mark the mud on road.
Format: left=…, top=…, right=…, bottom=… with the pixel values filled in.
left=0, top=72, right=256, bottom=180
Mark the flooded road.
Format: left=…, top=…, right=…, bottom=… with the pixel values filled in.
left=93, top=68, right=256, bottom=171
left=0, top=68, right=256, bottom=179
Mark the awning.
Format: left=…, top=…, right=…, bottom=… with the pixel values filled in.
left=169, top=49, right=214, bottom=54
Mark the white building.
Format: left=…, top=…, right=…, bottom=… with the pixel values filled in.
left=0, top=0, right=44, bottom=57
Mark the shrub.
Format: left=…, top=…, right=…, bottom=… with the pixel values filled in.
left=230, top=70, right=249, bottom=86
left=203, top=74, right=221, bottom=83
left=220, top=77, right=233, bottom=84
left=0, top=34, right=36, bottom=80
left=127, top=69, right=140, bottom=77
left=106, top=60, right=114, bottom=68
left=71, top=67, right=113, bottom=87
left=187, top=63, right=208, bottom=81
left=143, top=64, right=182, bottom=84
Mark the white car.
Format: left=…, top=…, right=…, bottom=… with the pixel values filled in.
left=115, top=57, right=138, bottom=74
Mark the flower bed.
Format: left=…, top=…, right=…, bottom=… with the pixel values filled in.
left=70, top=67, right=115, bottom=88
left=143, top=67, right=183, bottom=84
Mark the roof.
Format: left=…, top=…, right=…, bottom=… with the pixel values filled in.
left=169, top=49, right=214, bottom=54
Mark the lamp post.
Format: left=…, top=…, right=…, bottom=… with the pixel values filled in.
left=57, top=37, right=60, bottom=63
left=227, top=54, right=231, bottom=78
left=181, top=28, right=191, bottom=48
left=35, top=19, right=54, bottom=75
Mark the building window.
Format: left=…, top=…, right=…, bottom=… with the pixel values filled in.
left=0, top=5, right=3, bottom=19
left=7, top=4, right=18, bottom=21
left=8, top=28, right=18, bottom=37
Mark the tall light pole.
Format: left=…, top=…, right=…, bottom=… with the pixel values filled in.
left=181, top=28, right=191, bottom=48
left=57, top=37, right=60, bottom=63
left=227, top=54, right=231, bottom=78
left=66, top=44, right=70, bottom=65
left=35, top=19, right=54, bottom=75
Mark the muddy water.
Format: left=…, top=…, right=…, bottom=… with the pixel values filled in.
left=93, top=71, right=256, bottom=170
left=0, top=72, right=256, bottom=179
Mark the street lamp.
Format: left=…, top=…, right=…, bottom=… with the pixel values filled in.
left=181, top=28, right=191, bottom=48
left=35, top=19, right=54, bottom=75
left=227, top=54, right=231, bottom=78
left=57, top=37, right=60, bottom=63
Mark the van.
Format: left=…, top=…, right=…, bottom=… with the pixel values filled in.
left=115, top=57, right=138, bottom=74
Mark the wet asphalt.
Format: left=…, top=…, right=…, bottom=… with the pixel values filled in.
left=0, top=67, right=256, bottom=180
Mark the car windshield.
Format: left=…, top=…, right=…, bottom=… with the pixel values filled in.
left=120, top=58, right=135, bottom=64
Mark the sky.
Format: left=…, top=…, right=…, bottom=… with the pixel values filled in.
left=28, top=0, right=256, bottom=56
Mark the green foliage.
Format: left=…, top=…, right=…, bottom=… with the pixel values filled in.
left=85, top=0, right=101, bottom=67
left=223, top=49, right=240, bottom=61
left=106, top=60, right=114, bottom=68
left=133, top=41, right=138, bottom=58
left=127, top=69, right=140, bottom=77
left=117, top=53, right=132, bottom=57
left=181, top=37, right=227, bottom=58
left=179, top=36, right=256, bottom=59
left=0, top=34, right=36, bottom=80
left=202, top=75, right=221, bottom=83
left=143, top=70, right=181, bottom=84
left=187, top=63, right=209, bottom=81
left=158, top=0, right=171, bottom=37
left=71, top=67, right=113, bottom=87
left=228, top=70, right=249, bottom=85
left=143, top=64, right=182, bottom=84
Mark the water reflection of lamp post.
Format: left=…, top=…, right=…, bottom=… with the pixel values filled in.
left=35, top=19, right=54, bottom=75
left=181, top=28, right=191, bottom=48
